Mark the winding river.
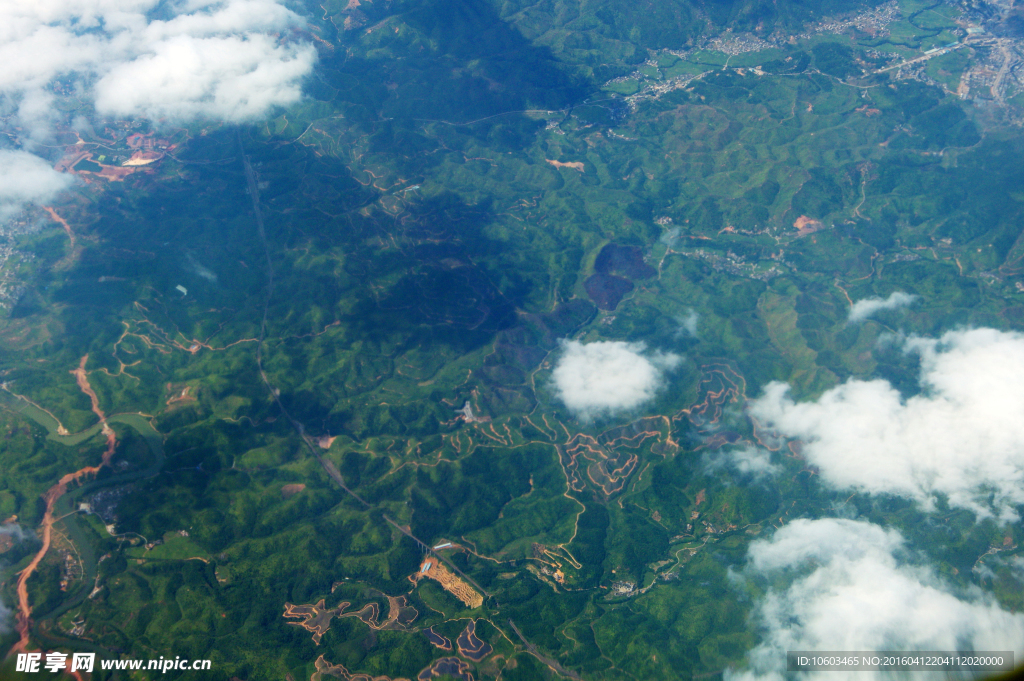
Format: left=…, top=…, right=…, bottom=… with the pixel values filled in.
left=1, top=377, right=164, bottom=658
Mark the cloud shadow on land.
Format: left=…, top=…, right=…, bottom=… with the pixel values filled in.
left=343, top=191, right=528, bottom=353
left=258, top=187, right=538, bottom=435
left=319, top=0, right=593, bottom=125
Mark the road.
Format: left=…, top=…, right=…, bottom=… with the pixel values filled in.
left=508, top=619, right=583, bottom=680
left=874, top=43, right=966, bottom=73
left=238, top=137, right=583, bottom=679
left=991, top=39, right=1014, bottom=100
left=239, top=135, right=373, bottom=512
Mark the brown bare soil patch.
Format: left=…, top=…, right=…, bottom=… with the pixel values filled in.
left=123, top=150, right=163, bottom=166
left=424, top=627, right=452, bottom=650
left=311, top=655, right=409, bottom=681
left=455, top=620, right=492, bottom=662
left=282, top=483, right=306, bottom=499
left=793, top=215, right=824, bottom=236
left=343, top=15, right=368, bottom=30
left=416, top=658, right=472, bottom=681
left=43, top=206, right=81, bottom=269
left=54, top=147, right=155, bottom=182
left=96, top=165, right=138, bottom=181
left=43, top=207, right=75, bottom=250
left=165, top=384, right=197, bottom=408
left=54, top=149, right=89, bottom=173
left=286, top=592, right=416, bottom=650
left=411, top=558, right=483, bottom=609
left=339, top=594, right=417, bottom=630
left=545, top=159, right=584, bottom=172
left=558, top=433, right=638, bottom=497
left=13, top=355, right=116, bottom=654
left=675, top=364, right=746, bottom=429
left=283, top=599, right=347, bottom=645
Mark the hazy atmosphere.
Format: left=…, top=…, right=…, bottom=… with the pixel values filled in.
left=1, top=0, right=1023, bottom=678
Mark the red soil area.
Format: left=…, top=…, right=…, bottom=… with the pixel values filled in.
left=9, top=356, right=116, bottom=657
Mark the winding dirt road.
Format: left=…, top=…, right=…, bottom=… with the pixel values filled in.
left=11, top=355, right=116, bottom=655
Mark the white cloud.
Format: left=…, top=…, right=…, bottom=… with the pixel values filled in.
left=706, top=446, right=778, bottom=479
left=185, top=253, right=217, bottom=282
left=749, top=328, right=1024, bottom=521
left=0, top=524, right=28, bottom=634
left=0, top=523, right=30, bottom=554
left=675, top=309, right=699, bottom=338
left=973, top=561, right=997, bottom=581
left=0, top=0, right=316, bottom=134
left=0, top=596, right=11, bottom=635
left=0, top=0, right=316, bottom=220
left=94, top=34, right=315, bottom=122
left=847, top=292, right=917, bottom=323
left=552, top=340, right=680, bottom=420
left=0, top=150, right=75, bottom=221
left=729, top=518, right=1024, bottom=681
left=979, top=555, right=1024, bottom=584
left=1010, top=556, right=1024, bottom=581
